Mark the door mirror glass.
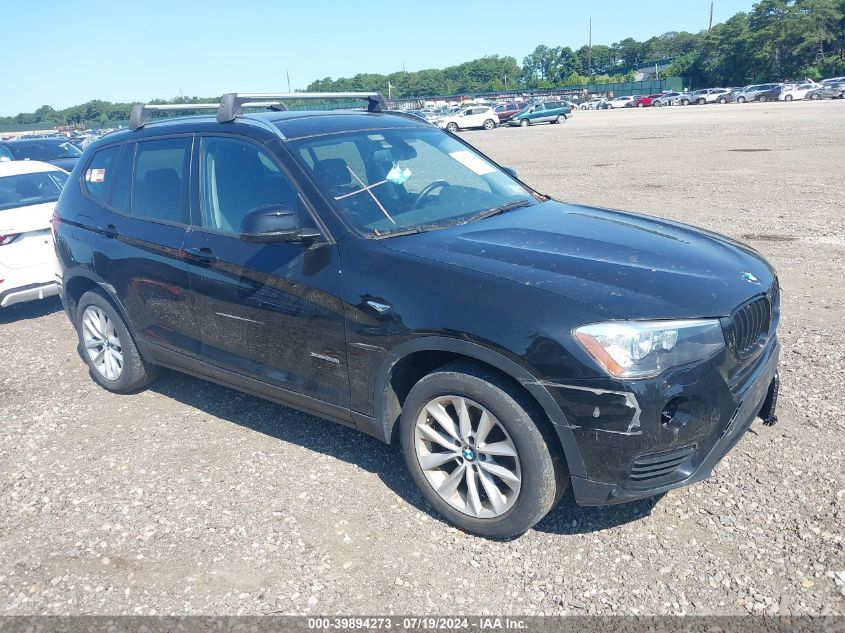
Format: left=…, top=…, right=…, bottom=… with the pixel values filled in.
left=240, top=204, right=309, bottom=243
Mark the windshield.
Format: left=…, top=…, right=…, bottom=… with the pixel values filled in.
left=9, top=140, right=82, bottom=161
left=289, top=127, right=537, bottom=237
left=0, top=170, right=69, bottom=211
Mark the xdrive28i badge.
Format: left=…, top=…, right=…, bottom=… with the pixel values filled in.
left=741, top=272, right=761, bottom=284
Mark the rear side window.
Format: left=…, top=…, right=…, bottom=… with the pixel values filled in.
left=83, top=145, right=121, bottom=203
left=131, top=137, right=190, bottom=224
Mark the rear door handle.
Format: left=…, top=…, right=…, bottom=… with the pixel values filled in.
left=99, top=224, right=118, bottom=238
left=183, top=246, right=217, bottom=264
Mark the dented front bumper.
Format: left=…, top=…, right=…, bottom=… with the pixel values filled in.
left=554, top=337, right=780, bottom=506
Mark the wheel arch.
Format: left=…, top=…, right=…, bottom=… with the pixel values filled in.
left=61, top=270, right=150, bottom=360
left=374, top=336, right=586, bottom=478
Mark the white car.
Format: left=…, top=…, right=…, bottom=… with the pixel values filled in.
left=604, top=96, right=634, bottom=109
left=778, top=83, right=819, bottom=101
left=0, top=160, right=67, bottom=308
left=436, top=106, right=499, bottom=132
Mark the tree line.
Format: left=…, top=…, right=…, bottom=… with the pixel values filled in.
left=2, top=0, right=843, bottom=128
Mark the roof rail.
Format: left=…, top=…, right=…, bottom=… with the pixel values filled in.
left=129, top=103, right=219, bottom=130
left=217, top=92, right=386, bottom=123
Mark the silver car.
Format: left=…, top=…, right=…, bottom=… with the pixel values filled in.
left=733, top=84, right=781, bottom=103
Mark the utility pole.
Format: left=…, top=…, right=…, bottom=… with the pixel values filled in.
left=286, top=71, right=291, bottom=93
left=708, top=1, right=714, bottom=32
left=588, top=18, right=592, bottom=75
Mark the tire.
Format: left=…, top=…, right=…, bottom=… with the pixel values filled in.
left=809, top=93, right=821, bottom=100
left=446, top=122, right=458, bottom=133
left=399, top=362, right=566, bottom=538
left=697, top=98, right=706, bottom=105
left=637, top=102, right=644, bottom=108
left=519, top=118, right=529, bottom=127
left=555, top=114, right=566, bottom=124
left=482, top=118, right=496, bottom=130
left=784, top=95, right=793, bottom=102
left=718, top=97, right=727, bottom=104
left=654, top=101, right=662, bottom=107
left=758, top=95, right=768, bottom=102
left=737, top=96, right=746, bottom=103
left=680, top=99, right=690, bottom=106
left=76, top=290, right=157, bottom=393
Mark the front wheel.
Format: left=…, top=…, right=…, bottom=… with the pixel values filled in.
left=519, top=118, right=529, bottom=127
left=638, top=102, right=644, bottom=108
left=400, top=363, right=566, bottom=538
left=446, top=122, right=458, bottom=133
left=697, top=98, right=706, bottom=105
left=482, top=118, right=496, bottom=130
left=76, top=290, right=157, bottom=393
left=737, top=96, right=746, bottom=103
left=718, top=97, right=727, bottom=104
left=758, top=95, right=768, bottom=102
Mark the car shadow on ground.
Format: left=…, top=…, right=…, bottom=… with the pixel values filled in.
left=151, top=369, right=659, bottom=539
left=0, top=296, right=62, bottom=325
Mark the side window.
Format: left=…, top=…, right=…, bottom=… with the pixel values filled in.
left=0, top=145, right=12, bottom=161
left=108, top=143, right=134, bottom=213
left=131, top=137, right=190, bottom=224
left=200, top=136, right=302, bottom=234
left=83, top=145, right=121, bottom=203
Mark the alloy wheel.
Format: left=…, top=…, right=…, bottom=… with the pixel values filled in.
left=81, top=305, right=123, bottom=381
left=414, top=395, right=521, bottom=519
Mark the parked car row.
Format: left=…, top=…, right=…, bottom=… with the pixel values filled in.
left=579, top=76, right=845, bottom=111
left=422, top=100, right=573, bottom=131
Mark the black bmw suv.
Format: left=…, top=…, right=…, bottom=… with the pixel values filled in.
left=53, top=92, right=780, bottom=538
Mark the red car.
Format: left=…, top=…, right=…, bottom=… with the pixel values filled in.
left=494, top=102, right=528, bottom=123
left=633, top=94, right=664, bottom=108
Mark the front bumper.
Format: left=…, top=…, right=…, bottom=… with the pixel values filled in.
left=567, top=338, right=780, bottom=506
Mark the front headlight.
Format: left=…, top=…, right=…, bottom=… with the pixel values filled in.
left=574, top=319, right=725, bottom=379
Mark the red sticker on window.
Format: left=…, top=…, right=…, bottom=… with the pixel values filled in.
left=85, top=168, right=105, bottom=183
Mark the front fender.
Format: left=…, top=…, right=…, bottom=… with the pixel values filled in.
left=373, top=336, right=587, bottom=479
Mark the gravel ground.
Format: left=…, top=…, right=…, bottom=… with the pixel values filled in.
left=1, top=101, right=843, bottom=616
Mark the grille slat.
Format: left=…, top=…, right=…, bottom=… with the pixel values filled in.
left=729, top=296, right=771, bottom=358
left=630, top=446, right=695, bottom=483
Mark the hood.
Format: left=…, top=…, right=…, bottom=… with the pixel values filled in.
left=47, top=157, right=77, bottom=172
left=380, top=201, right=775, bottom=320
left=0, top=200, right=56, bottom=235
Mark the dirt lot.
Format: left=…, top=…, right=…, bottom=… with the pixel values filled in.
left=1, top=101, right=843, bottom=616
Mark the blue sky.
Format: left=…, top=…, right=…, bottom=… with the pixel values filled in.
left=4, top=0, right=755, bottom=116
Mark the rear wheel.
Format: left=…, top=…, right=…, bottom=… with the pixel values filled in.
left=555, top=114, right=567, bottom=124
left=737, top=96, right=746, bottom=103
left=758, top=95, right=768, bottom=102
left=638, top=102, right=644, bottom=108
left=697, top=97, right=706, bottom=105
left=482, top=118, right=496, bottom=130
left=400, top=363, right=566, bottom=538
left=718, top=97, right=727, bottom=104
left=784, top=94, right=793, bottom=102
left=809, top=93, right=821, bottom=100
left=76, top=290, right=157, bottom=393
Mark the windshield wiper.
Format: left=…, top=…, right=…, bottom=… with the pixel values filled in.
left=374, top=200, right=533, bottom=239
left=464, top=199, right=532, bottom=224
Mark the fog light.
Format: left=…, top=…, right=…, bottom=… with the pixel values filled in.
left=661, top=397, right=691, bottom=429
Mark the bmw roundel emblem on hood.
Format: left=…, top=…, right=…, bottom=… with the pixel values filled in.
left=741, top=272, right=761, bottom=284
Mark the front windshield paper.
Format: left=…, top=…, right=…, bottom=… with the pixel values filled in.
left=448, top=151, right=496, bottom=176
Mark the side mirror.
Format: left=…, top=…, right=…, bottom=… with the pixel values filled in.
left=503, top=167, right=518, bottom=178
left=239, top=204, right=318, bottom=244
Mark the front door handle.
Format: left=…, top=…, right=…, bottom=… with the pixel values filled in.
left=183, top=246, right=217, bottom=264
